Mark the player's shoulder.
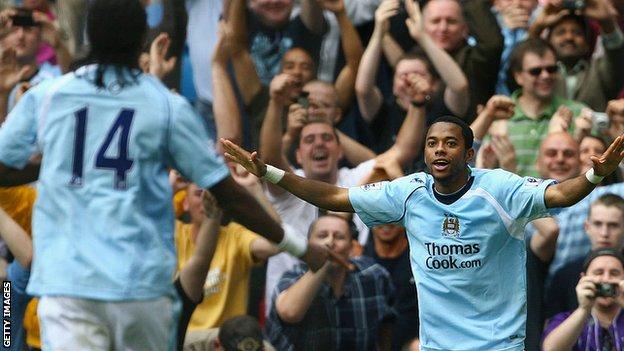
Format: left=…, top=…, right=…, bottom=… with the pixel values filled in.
left=140, top=75, right=186, bottom=103
left=393, top=172, right=431, bottom=191
left=472, top=167, right=524, bottom=184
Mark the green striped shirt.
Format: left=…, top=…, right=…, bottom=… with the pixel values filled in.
left=507, top=91, right=585, bottom=177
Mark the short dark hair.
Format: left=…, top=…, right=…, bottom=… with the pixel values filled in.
left=547, top=14, right=589, bottom=42
left=428, top=115, right=474, bottom=149
left=582, top=248, right=624, bottom=273
left=508, top=38, right=556, bottom=75
left=218, top=315, right=264, bottom=351
left=83, top=0, right=147, bottom=88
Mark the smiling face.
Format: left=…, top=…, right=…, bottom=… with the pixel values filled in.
left=423, top=0, right=468, bottom=52
left=536, top=132, right=580, bottom=183
left=424, top=122, right=473, bottom=185
left=514, top=50, right=559, bottom=101
left=248, top=0, right=294, bottom=28
left=296, top=122, right=342, bottom=183
left=549, top=18, right=589, bottom=62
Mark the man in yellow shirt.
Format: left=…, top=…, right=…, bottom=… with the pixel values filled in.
left=176, top=182, right=281, bottom=335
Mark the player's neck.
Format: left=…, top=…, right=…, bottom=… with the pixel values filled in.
left=434, top=169, right=471, bottom=195
left=374, top=235, right=408, bottom=259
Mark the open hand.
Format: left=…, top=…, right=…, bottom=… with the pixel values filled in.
left=591, top=134, right=624, bottom=177
left=374, top=0, right=400, bottom=34
left=405, top=0, right=424, bottom=40
left=149, top=32, right=177, bottom=80
left=220, top=139, right=268, bottom=179
left=0, top=48, right=34, bottom=94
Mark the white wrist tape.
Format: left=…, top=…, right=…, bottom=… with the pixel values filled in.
left=262, top=165, right=285, bottom=184
left=278, top=224, right=307, bottom=258
left=585, top=168, right=604, bottom=185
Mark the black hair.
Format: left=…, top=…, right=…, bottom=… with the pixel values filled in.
left=428, top=115, right=474, bottom=149
left=582, top=248, right=624, bottom=273
left=218, top=315, right=265, bottom=351
left=546, top=14, right=589, bottom=42
left=81, top=0, right=147, bottom=88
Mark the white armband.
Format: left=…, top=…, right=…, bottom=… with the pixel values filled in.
left=262, top=165, right=285, bottom=184
left=585, top=168, right=604, bottom=185
left=278, top=224, right=307, bottom=258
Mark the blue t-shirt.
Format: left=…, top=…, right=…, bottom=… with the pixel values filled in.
left=0, top=65, right=229, bottom=301
left=349, top=168, right=560, bottom=351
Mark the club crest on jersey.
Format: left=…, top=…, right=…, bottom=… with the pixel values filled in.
left=442, top=213, right=461, bottom=237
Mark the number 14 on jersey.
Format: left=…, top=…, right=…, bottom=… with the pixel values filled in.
left=70, top=107, right=135, bottom=189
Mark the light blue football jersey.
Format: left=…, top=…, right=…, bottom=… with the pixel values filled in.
left=0, top=65, right=229, bottom=301
left=349, top=168, right=560, bottom=351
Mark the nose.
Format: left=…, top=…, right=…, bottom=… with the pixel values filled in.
left=439, top=20, right=449, bottom=31
left=598, top=224, right=610, bottom=238
left=434, top=142, right=446, bottom=155
left=554, top=151, right=566, bottom=163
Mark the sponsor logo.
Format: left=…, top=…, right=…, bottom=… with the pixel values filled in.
left=523, top=177, right=543, bottom=187
left=424, top=242, right=482, bottom=270
left=361, top=182, right=383, bottom=191
left=442, top=213, right=461, bottom=237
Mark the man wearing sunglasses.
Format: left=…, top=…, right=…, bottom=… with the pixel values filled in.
left=505, top=38, right=586, bottom=177
left=529, top=0, right=624, bottom=112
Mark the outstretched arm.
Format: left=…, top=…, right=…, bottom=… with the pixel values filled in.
left=545, top=135, right=624, bottom=208
left=221, top=139, right=354, bottom=212
left=209, top=176, right=343, bottom=271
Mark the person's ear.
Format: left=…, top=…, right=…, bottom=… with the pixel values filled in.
left=465, top=147, right=475, bottom=163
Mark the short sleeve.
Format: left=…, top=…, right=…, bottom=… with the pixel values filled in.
left=494, top=170, right=561, bottom=222
left=230, top=223, right=261, bottom=266
left=348, top=176, right=420, bottom=227
left=541, top=311, right=573, bottom=342
left=0, top=91, right=38, bottom=169
left=166, top=95, right=229, bottom=189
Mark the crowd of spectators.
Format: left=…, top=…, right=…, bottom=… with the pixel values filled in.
left=0, top=0, right=622, bottom=350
